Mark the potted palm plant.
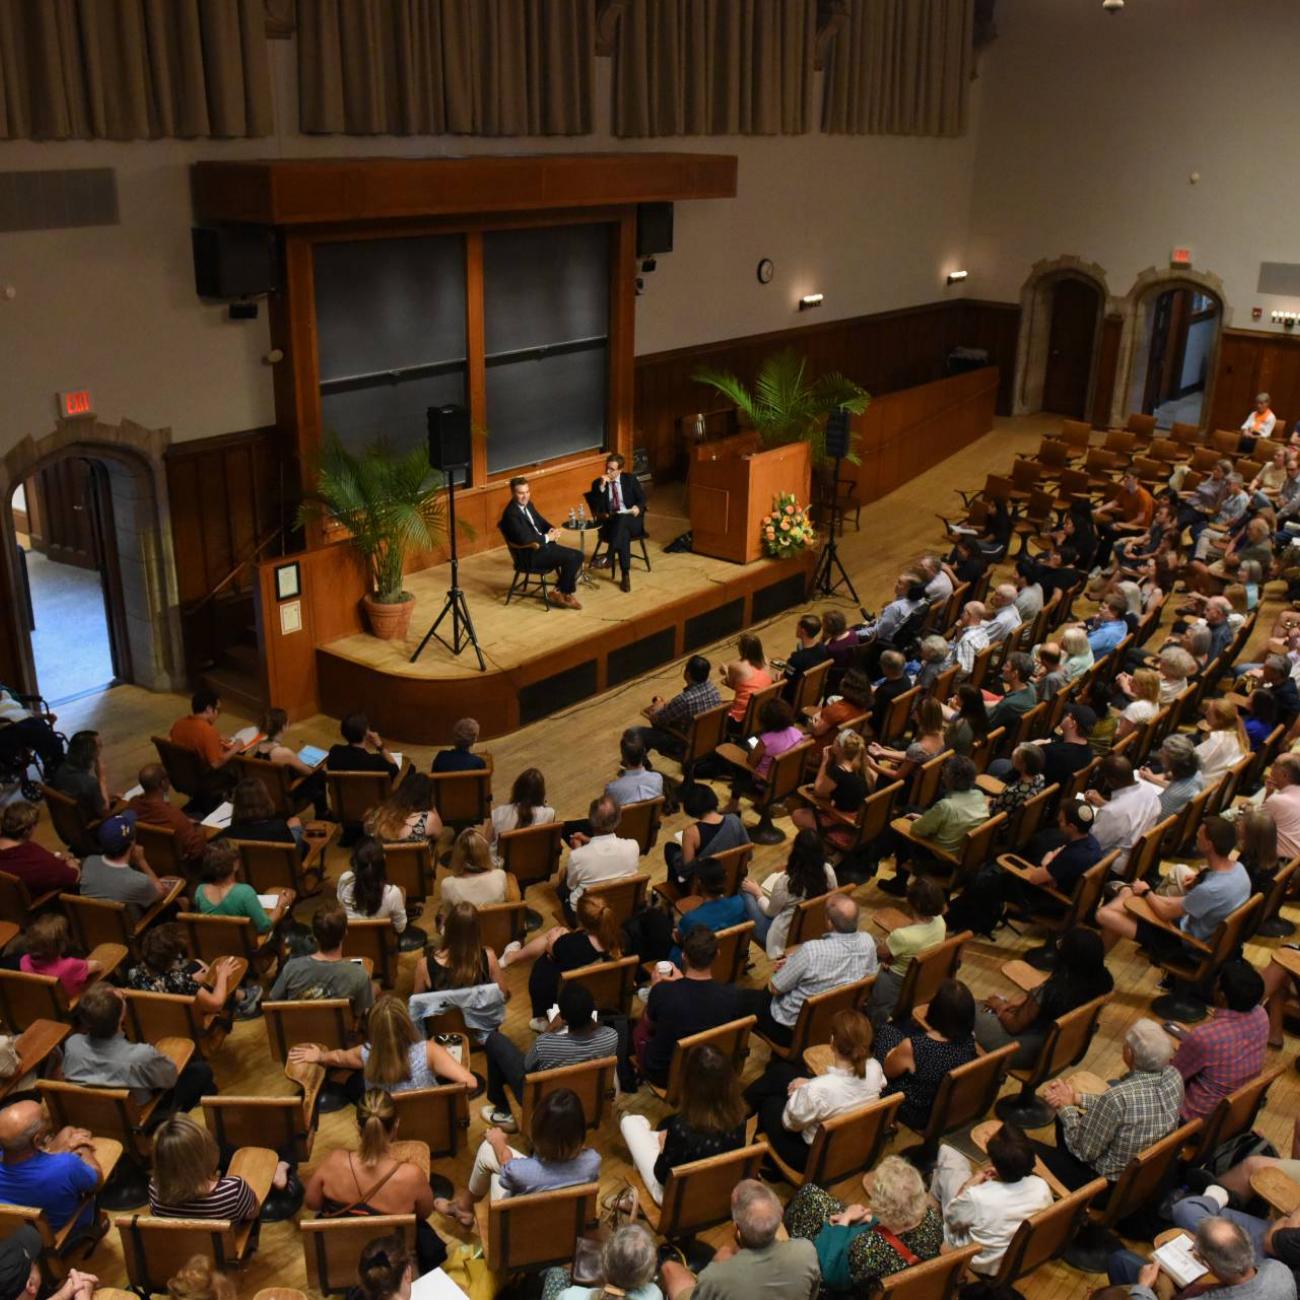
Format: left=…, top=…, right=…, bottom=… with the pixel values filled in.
left=693, top=348, right=871, bottom=465
left=298, top=434, right=452, bottom=641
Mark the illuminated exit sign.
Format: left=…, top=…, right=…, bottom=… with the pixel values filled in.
left=1171, top=247, right=1192, bottom=267
left=57, top=389, right=94, bottom=419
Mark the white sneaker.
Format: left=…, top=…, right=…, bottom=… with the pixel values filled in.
left=500, top=941, right=522, bottom=968
left=480, top=1105, right=518, bottom=1133
left=1204, top=1184, right=1230, bottom=1209
left=528, top=1016, right=550, bottom=1033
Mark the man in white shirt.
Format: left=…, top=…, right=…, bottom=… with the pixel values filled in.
left=1014, top=571, right=1045, bottom=624
left=1086, top=755, right=1162, bottom=876
left=946, top=603, right=991, bottom=680
left=984, top=584, right=1023, bottom=646
left=559, top=795, right=639, bottom=909
left=919, top=554, right=955, bottom=604
left=1240, top=391, right=1277, bottom=452
left=931, top=1122, right=1053, bottom=1275
left=1263, top=755, right=1300, bottom=859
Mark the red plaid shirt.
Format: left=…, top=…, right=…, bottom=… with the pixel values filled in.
left=1171, top=1006, right=1269, bottom=1121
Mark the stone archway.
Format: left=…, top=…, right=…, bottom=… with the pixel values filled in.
left=1112, top=265, right=1229, bottom=431
left=0, top=417, right=186, bottom=697
left=1012, top=255, right=1113, bottom=417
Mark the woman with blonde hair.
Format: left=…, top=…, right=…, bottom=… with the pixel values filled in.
left=305, top=1089, right=442, bottom=1271
left=289, top=994, right=476, bottom=1094
left=487, top=768, right=555, bottom=864
left=414, top=901, right=507, bottom=997
left=1114, top=666, right=1161, bottom=738
left=364, top=770, right=441, bottom=845
left=792, top=729, right=869, bottom=850
left=722, top=632, right=773, bottom=727
left=500, top=892, right=623, bottom=1030
left=1061, top=626, right=1094, bottom=681
left=867, top=697, right=947, bottom=792
left=440, top=827, right=514, bottom=911
left=149, top=1113, right=269, bottom=1221
left=783, top=1154, right=943, bottom=1288
left=1238, top=808, right=1280, bottom=894
left=1196, top=697, right=1249, bottom=783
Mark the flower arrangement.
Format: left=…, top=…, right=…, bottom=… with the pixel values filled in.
left=761, top=493, right=816, bottom=559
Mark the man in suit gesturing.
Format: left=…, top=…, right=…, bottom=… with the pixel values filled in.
left=590, top=452, right=646, bottom=593
left=499, top=476, right=585, bottom=609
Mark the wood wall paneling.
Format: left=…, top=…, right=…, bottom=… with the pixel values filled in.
left=1091, top=313, right=1124, bottom=430
left=1210, top=328, right=1300, bottom=434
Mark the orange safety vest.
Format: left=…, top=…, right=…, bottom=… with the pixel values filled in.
left=1249, top=408, right=1274, bottom=433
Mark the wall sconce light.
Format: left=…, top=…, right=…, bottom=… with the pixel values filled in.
left=1272, top=310, right=1300, bottom=329
left=946, top=270, right=969, bottom=285
left=799, top=293, right=824, bottom=311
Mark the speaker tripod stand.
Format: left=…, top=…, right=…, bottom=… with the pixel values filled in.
left=810, top=453, right=869, bottom=621
left=410, top=468, right=486, bottom=671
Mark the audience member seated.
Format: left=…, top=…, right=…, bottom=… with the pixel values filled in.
left=128, top=764, right=206, bottom=868
left=126, top=922, right=252, bottom=1020
left=353, top=1232, right=417, bottom=1300
left=984, top=585, right=1023, bottom=647
left=0, top=1225, right=96, bottom=1300
left=149, top=1113, right=270, bottom=1221
left=951, top=536, right=988, bottom=585
left=0, top=683, right=64, bottom=775
left=269, top=900, right=375, bottom=1018
left=79, top=811, right=183, bottom=921
left=781, top=614, right=832, bottom=698
left=943, top=684, right=991, bottom=758
left=247, top=706, right=328, bottom=818
left=746, top=1010, right=884, bottom=1173
left=663, top=782, right=749, bottom=897
left=1031, top=641, right=1069, bottom=702
left=791, top=729, right=868, bottom=852
left=0, top=799, right=78, bottom=895
left=1245, top=690, right=1280, bottom=751
left=881, top=755, right=988, bottom=897
left=64, top=983, right=214, bottom=1112
left=363, top=770, right=442, bottom=847
left=1237, top=808, right=1280, bottom=896
left=1059, top=626, right=1094, bottom=682
left=633, top=929, right=747, bottom=1087
left=1086, top=755, right=1161, bottom=877
left=986, top=653, right=1038, bottom=731
left=914, top=634, right=951, bottom=692
left=1029, top=1018, right=1182, bottom=1190
left=1195, top=698, right=1251, bottom=784
left=289, top=994, right=476, bottom=1098
left=988, top=743, right=1047, bottom=820
left=336, top=837, right=407, bottom=934
left=661, top=1180, right=818, bottom=1300
left=479, top=984, right=618, bottom=1131
left=164, top=1256, right=237, bottom=1300
left=559, top=796, right=639, bottom=910
left=870, top=650, right=915, bottom=728
left=1028, top=703, right=1097, bottom=790
left=740, top=828, right=837, bottom=956
left=866, top=877, right=948, bottom=1024
left=51, top=729, right=110, bottom=822
left=720, top=698, right=805, bottom=813
left=413, top=901, right=507, bottom=999
left=1264, top=755, right=1300, bottom=859
left=223, top=775, right=303, bottom=847
left=807, top=669, right=873, bottom=759
left=443, top=827, right=513, bottom=911
left=501, top=893, right=622, bottom=1029
left=861, top=574, right=927, bottom=653
left=722, top=634, right=774, bottom=731
left=821, top=609, right=860, bottom=672
left=930, top=1121, right=1053, bottom=1276
left=1210, top=1116, right=1300, bottom=1210
left=974, top=928, right=1114, bottom=1068
left=1112, top=667, right=1160, bottom=739
left=1136, top=734, right=1205, bottom=819
left=867, top=697, right=948, bottom=794
left=168, top=691, right=239, bottom=793
left=486, top=767, right=555, bottom=865
left=194, top=840, right=293, bottom=935
left=0, top=1100, right=105, bottom=1236
left=671, top=860, right=747, bottom=962
left=431, top=717, right=487, bottom=773
left=783, top=1157, right=943, bottom=1291
left=545, top=1224, right=662, bottom=1300
left=919, top=553, right=955, bottom=604
left=1096, top=815, right=1250, bottom=956
left=1170, top=959, right=1269, bottom=1122
left=1094, top=471, right=1156, bottom=571
left=873, top=979, right=978, bottom=1131
left=18, top=912, right=101, bottom=999
left=1014, top=569, right=1044, bottom=623
left=326, top=713, right=400, bottom=778
left=304, top=1088, right=442, bottom=1272
left=634, top=655, right=723, bottom=761
left=755, top=894, right=877, bottom=1048
left=605, top=730, right=664, bottom=806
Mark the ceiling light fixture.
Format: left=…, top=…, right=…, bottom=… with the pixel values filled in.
left=799, top=293, right=824, bottom=310
left=946, top=270, right=969, bottom=285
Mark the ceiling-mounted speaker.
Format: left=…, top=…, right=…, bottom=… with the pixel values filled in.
left=192, top=225, right=278, bottom=299
left=636, top=203, right=674, bottom=258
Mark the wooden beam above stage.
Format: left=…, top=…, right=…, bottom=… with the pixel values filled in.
left=192, top=152, right=738, bottom=226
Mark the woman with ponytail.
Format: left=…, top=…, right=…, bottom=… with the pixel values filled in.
left=304, top=1088, right=443, bottom=1272
left=413, top=901, right=508, bottom=998
left=497, top=893, right=624, bottom=1031
left=356, top=1233, right=414, bottom=1300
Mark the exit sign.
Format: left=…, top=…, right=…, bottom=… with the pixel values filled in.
left=57, top=389, right=94, bottom=419
left=1171, top=247, right=1192, bottom=267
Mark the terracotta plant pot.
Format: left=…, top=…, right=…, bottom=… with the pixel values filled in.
left=362, top=593, right=415, bottom=641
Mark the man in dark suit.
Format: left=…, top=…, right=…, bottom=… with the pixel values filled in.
left=499, top=476, right=584, bottom=609
left=589, top=452, right=646, bottom=593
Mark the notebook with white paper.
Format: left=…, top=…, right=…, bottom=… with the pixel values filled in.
left=202, top=802, right=233, bottom=829
left=411, top=1268, right=470, bottom=1300
left=230, top=726, right=262, bottom=750
left=121, top=784, right=144, bottom=802
left=256, top=895, right=279, bottom=910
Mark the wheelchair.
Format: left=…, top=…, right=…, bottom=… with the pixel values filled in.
left=0, top=685, right=66, bottom=802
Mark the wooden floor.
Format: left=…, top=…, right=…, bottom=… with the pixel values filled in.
left=36, top=414, right=1300, bottom=1300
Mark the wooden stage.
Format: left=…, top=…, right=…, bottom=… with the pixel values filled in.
left=316, top=486, right=814, bottom=743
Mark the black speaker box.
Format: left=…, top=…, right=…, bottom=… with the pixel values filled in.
left=427, top=405, right=472, bottom=473
left=825, top=408, right=852, bottom=460
left=191, top=225, right=277, bottom=299
left=636, top=203, right=674, bottom=257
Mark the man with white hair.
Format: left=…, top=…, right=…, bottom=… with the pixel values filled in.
left=918, top=553, right=954, bottom=604
left=1029, top=1018, right=1183, bottom=1189
left=984, top=584, right=1023, bottom=646
left=661, top=1178, right=820, bottom=1300
left=946, top=602, right=990, bottom=680
left=1241, top=391, right=1278, bottom=452
left=1195, top=473, right=1251, bottom=561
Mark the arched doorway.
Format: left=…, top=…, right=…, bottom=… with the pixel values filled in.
left=1124, top=283, right=1223, bottom=430
left=0, top=419, right=186, bottom=702
left=1013, top=258, right=1109, bottom=418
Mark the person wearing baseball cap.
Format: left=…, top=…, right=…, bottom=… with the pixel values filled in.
left=0, top=1222, right=95, bottom=1300
left=77, top=810, right=185, bottom=922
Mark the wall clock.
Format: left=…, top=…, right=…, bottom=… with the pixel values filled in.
left=756, top=258, right=775, bottom=284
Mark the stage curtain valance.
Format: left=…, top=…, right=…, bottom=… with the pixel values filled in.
left=612, top=0, right=815, bottom=137
left=0, top=0, right=271, bottom=140
left=821, top=0, right=973, bottom=138
left=298, top=0, right=595, bottom=136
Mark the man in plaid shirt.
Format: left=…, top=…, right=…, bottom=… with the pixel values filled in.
left=1171, top=960, right=1269, bottom=1122
left=634, top=655, right=721, bottom=759
left=1031, top=1018, right=1183, bottom=1187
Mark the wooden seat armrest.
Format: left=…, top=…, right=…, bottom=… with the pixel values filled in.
left=86, top=943, right=130, bottom=983
left=714, top=742, right=753, bottom=770
left=889, top=815, right=921, bottom=839
left=284, top=1057, right=326, bottom=1121
left=301, top=837, right=328, bottom=879
left=998, top=856, right=1072, bottom=905
left=976, top=775, right=1006, bottom=796
left=90, top=1136, right=124, bottom=1184
left=803, top=1044, right=834, bottom=1077
left=228, top=1146, right=280, bottom=1207
left=872, top=907, right=912, bottom=935
left=1122, top=895, right=1212, bottom=953
left=1001, top=960, right=1049, bottom=993
left=1252, top=1167, right=1300, bottom=1215
left=156, top=1036, right=197, bottom=1075
left=132, top=877, right=186, bottom=935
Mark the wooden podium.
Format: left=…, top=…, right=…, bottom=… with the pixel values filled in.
left=689, top=437, right=812, bottom=564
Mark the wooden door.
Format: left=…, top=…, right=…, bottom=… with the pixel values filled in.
left=25, top=459, right=99, bottom=569
left=1042, top=278, right=1101, bottom=419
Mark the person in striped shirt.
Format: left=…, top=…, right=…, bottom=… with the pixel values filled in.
left=149, top=1114, right=275, bottom=1222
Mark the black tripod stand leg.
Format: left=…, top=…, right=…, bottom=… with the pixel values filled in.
left=452, top=589, right=486, bottom=672
left=409, top=595, right=457, bottom=664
